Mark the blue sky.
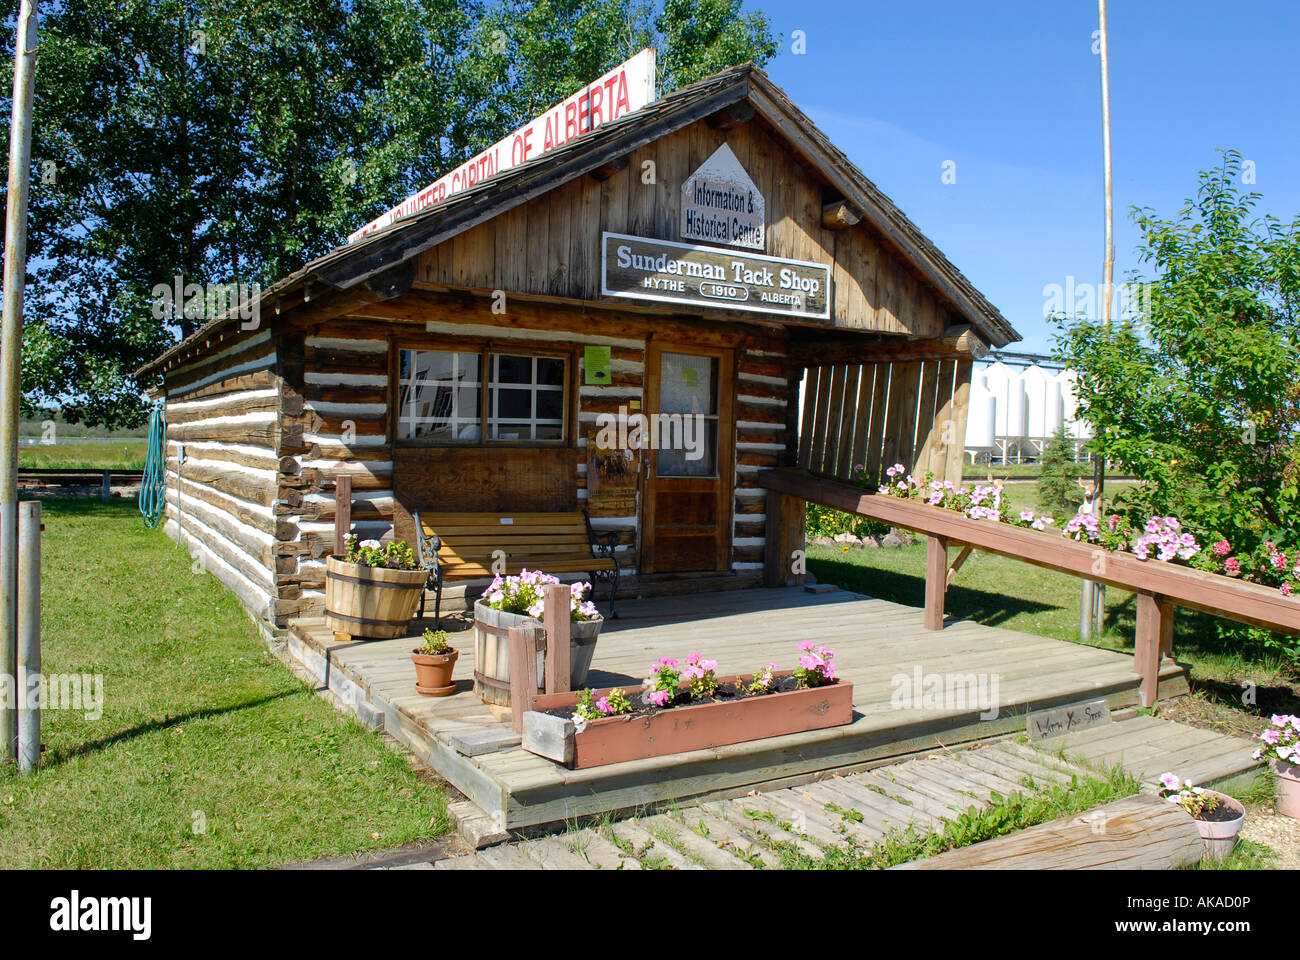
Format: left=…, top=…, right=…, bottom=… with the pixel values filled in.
left=750, top=0, right=1300, bottom=353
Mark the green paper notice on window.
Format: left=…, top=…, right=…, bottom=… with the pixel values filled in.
left=584, top=345, right=611, bottom=385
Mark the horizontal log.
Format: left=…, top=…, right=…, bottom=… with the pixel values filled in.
left=760, top=468, right=1300, bottom=636
left=822, top=200, right=862, bottom=230
left=168, top=391, right=280, bottom=425
left=165, top=368, right=279, bottom=403
left=786, top=327, right=988, bottom=365
left=169, top=415, right=280, bottom=448
left=169, top=460, right=278, bottom=506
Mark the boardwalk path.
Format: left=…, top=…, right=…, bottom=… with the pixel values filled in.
left=419, top=715, right=1259, bottom=870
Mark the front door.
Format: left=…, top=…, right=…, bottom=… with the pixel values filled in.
left=641, top=342, right=734, bottom=573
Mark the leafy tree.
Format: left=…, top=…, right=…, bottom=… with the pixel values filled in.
left=1053, top=150, right=1300, bottom=553
left=3, top=0, right=777, bottom=428
left=1035, top=426, right=1080, bottom=516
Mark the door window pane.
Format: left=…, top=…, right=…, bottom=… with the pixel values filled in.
left=656, top=352, right=719, bottom=476
left=398, top=349, right=481, bottom=440
left=659, top=353, right=716, bottom=415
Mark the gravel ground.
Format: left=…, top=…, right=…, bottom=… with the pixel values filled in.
left=1239, top=802, right=1300, bottom=869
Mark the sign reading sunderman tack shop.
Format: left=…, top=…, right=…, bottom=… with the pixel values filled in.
left=601, top=233, right=831, bottom=320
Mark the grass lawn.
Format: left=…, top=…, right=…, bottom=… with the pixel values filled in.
left=19, top=439, right=149, bottom=470
left=0, top=499, right=451, bottom=869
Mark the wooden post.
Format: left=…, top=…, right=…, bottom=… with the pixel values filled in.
left=508, top=624, right=541, bottom=734
left=543, top=583, right=571, bottom=694
left=16, top=500, right=39, bottom=772
left=333, top=473, right=352, bottom=557
left=764, top=491, right=806, bottom=588
left=1134, top=590, right=1170, bottom=708
left=924, top=534, right=947, bottom=630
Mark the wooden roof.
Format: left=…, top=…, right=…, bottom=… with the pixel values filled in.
left=139, top=62, right=1018, bottom=376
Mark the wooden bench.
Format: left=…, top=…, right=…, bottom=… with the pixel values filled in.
left=413, top=510, right=620, bottom=624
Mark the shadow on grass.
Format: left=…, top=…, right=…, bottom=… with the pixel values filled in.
left=43, top=689, right=300, bottom=768
left=807, top=556, right=1057, bottom=629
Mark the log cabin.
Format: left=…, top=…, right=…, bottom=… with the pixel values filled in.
left=136, top=61, right=1020, bottom=630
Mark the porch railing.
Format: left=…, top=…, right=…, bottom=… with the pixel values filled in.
left=759, top=468, right=1300, bottom=707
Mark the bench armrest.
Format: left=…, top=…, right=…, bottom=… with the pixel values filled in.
left=411, top=510, right=442, bottom=579
left=582, top=508, right=620, bottom=559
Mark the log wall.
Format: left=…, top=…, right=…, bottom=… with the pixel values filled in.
left=162, top=328, right=289, bottom=623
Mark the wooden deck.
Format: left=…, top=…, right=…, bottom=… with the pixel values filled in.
left=287, top=585, right=1190, bottom=830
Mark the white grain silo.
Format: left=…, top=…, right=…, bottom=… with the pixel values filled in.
left=1003, top=368, right=1028, bottom=440
left=982, top=362, right=1012, bottom=436
left=1022, top=364, right=1055, bottom=440
left=965, top=375, right=996, bottom=455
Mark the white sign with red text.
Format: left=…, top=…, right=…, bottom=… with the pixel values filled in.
left=347, top=48, right=657, bottom=243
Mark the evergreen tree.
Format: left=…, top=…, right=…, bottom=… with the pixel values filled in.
left=1036, top=427, right=1080, bottom=516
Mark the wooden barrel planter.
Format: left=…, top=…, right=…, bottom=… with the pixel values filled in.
left=473, top=600, right=603, bottom=706
left=324, top=556, right=427, bottom=639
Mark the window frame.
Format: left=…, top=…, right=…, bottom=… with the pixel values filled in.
left=392, top=335, right=575, bottom=448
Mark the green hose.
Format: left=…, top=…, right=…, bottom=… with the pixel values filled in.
left=139, top=402, right=168, bottom=528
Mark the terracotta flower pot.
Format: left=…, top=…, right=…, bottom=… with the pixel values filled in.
left=412, top=647, right=459, bottom=697
left=1272, top=759, right=1300, bottom=819
left=1194, top=790, right=1245, bottom=863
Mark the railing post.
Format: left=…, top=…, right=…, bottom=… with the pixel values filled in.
left=1134, top=590, right=1171, bottom=708
left=924, top=534, right=947, bottom=630
left=508, top=624, right=541, bottom=734
left=543, top=583, right=571, bottom=694
left=333, top=473, right=352, bottom=556
left=764, top=491, right=806, bottom=588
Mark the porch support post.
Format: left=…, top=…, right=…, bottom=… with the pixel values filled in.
left=542, top=583, right=571, bottom=694
left=1134, top=590, right=1173, bottom=708
left=764, top=491, right=806, bottom=588
left=924, top=534, right=947, bottom=630
left=508, top=624, right=541, bottom=734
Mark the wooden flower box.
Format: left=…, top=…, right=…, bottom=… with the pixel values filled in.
left=521, top=672, right=854, bottom=769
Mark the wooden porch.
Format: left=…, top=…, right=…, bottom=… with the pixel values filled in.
left=286, top=584, right=1187, bottom=831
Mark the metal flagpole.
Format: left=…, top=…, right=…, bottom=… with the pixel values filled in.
left=0, top=0, right=39, bottom=763
left=1094, top=0, right=1114, bottom=636
left=1081, top=0, right=1114, bottom=643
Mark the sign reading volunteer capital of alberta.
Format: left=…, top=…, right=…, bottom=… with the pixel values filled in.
left=679, top=143, right=765, bottom=250
left=348, top=49, right=657, bottom=242
left=601, top=233, right=831, bottom=320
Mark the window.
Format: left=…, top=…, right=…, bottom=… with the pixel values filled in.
left=398, top=350, right=482, bottom=441
left=397, top=347, right=567, bottom=443
left=489, top=354, right=566, bottom=440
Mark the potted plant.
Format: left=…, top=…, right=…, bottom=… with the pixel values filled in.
left=472, top=571, right=603, bottom=706
left=523, top=643, right=853, bottom=769
left=1251, top=714, right=1300, bottom=818
left=325, top=535, right=427, bottom=639
left=412, top=628, right=459, bottom=697
left=1158, top=772, right=1245, bottom=862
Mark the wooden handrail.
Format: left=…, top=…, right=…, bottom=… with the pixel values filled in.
left=759, top=468, right=1300, bottom=707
